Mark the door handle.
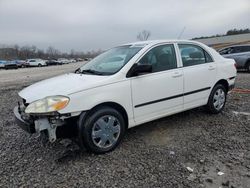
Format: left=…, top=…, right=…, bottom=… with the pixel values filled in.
left=208, top=65, right=215, bottom=70
left=172, top=72, right=183, bottom=78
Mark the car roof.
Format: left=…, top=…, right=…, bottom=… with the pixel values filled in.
left=123, top=39, right=202, bottom=46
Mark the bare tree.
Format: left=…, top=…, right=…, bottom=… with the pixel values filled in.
left=46, top=46, right=60, bottom=59
left=70, top=49, right=75, bottom=58
left=13, top=44, right=19, bottom=58
left=37, top=49, right=45, bottom=58
left=137, top=30, right=151, bottom=41
left=20, top=46, right=33, bottom=59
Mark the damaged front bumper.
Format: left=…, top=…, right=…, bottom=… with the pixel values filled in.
left=13, top=105, right=68, bottom=142
left=14, top=106, right=36, bottom=134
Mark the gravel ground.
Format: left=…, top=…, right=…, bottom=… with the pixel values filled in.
left=0, top=65, right=249, bottom=188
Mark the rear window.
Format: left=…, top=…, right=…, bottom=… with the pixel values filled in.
left=178, top=44, right=213, bottom=67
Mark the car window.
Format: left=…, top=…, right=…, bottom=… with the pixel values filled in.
left=178, top=44, right=213, bottom=67
left=30, top=60, right=35, bottom=62
left=219, top=47, right=232, bottom=55
left=79, top=45, right=142, bottom=75
left=241, top=46, right=250, bottom=52
left=231, top=47, right=241, bottom=54
left=138, top=44, right=177, bottom=73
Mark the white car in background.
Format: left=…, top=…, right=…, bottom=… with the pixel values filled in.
left=26, top=59, right=47, bottom=67
left=14, top=40, right=236, bottom=154
left=69, top=59, right=77, bottom=63
left=58, top=58, right=69, bottom=64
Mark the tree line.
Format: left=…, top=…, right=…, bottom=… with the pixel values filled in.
left=192, top=28, right=250, bottom=40
left=0, top=44, right=103, bottom=60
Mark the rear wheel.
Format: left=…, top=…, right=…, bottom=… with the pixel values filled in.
left=78, top=106, right=126, bottom=154
left=246, top=62, right=250, bottom=72
left=38, top=64, right=42, bottom=67
left=206, top=84, right=227, bottom=114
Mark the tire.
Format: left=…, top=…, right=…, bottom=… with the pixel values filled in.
left=246, top=62, right=250, bottom=73
left=206, top=84, right=227, bottom=114
left=78, top=106, right=126, bottom=154
left=38, top=64, right=42, bottom=67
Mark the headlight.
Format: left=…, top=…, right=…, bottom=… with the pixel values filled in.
left=25, top=96, right=69, bottom=114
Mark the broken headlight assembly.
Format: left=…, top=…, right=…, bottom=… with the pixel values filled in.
left=25, top=96, right=69, bottom=114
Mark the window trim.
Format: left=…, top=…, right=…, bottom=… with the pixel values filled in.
left=177, top=43, right=214, bottom=68
left=126, top=43, right=179, bottom=78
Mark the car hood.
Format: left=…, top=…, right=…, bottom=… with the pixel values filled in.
left=19, top=73, right=110, bottom=103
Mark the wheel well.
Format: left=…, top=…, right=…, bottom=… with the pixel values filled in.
left=88, top=102, right=129, bottom=129
left=214, top=79, right=229, bottom=92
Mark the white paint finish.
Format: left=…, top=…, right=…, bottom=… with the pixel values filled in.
left=216, top=59, right=236, bottom=84
left=61, top=79, right=136, bottom=127
left=19, top=40, right=236, bottom=129
left=130, top=69, right=183, bottom=124
left=19, top=73, right=113, bottom=103
left=182, top=63, right=216, bottom=109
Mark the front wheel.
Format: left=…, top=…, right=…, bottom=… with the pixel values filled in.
left=206, top=84, right=227, bottom=114
left=78, top=106, right=126, bottom=154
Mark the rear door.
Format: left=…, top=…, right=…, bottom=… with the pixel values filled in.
left=177, top=43, right=216, bottom=109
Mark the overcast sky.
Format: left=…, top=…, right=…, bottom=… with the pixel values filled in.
left=0, top=0, right=249, bottom=52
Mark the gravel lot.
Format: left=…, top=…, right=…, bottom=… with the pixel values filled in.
left=0, top=64, right=249, bottom=188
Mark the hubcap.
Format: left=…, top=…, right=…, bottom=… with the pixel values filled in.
left=213, top=88, right=225, bottom=110
left=91, top=115, right=121, bottom=149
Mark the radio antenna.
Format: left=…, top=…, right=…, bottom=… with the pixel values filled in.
left=178, top=26, right=186, bottom=39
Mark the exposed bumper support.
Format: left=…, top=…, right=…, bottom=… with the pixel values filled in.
left=34, top=118, right=57, bottom=142
left=14, top=106, right=65, bottom=142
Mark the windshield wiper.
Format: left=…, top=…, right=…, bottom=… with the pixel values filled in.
left=81, top=69, right=104, bottom=75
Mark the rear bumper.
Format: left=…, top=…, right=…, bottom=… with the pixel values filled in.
left=13, top=106, right=35, bottom=133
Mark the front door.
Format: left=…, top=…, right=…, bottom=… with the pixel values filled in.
left=130, top=44, right=184, bottom=124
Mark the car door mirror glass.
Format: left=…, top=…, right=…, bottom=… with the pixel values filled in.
left=127, top=63, right=152, bottom=77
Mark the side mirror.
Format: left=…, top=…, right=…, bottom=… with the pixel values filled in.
left=127, top=63, right=152, bottom=77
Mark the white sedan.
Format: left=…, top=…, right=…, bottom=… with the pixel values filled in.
left=26, top=59, right=47, bottom=67
left=58, top=58, right=70, bottom=64
left=14, top=40, right=236, bottom=154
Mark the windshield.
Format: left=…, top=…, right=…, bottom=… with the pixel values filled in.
left=79, top=45, right=142, bottom=75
